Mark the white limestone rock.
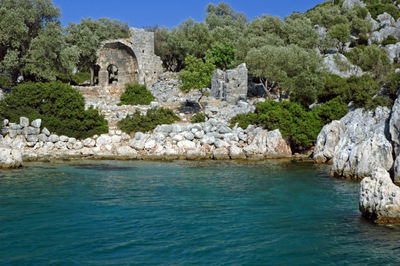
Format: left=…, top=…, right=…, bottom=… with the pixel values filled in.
left=243, top=129, right=291, bottom=158
left=313, top=121, right=343, bottom=163
left=359, top=168, right=400, bottom=224
left=331, top=107, right=393, bottom=178
left=323, top=54, right=364, bottom=78
left=342, top=0, right=366, bottom=9
left=0, top=147, right=22, bottom=169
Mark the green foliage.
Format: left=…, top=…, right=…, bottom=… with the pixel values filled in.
left=366, top=2, right=400, bottom=20
left=318, top=74, right=381, bottom=109
left=118, top=83, right=155, bottom=106
left=0, top=75, right=11, bottom=88
left=245, top=44, right=324, bottom=107
left=56, top=71, right=91, bottom=85
left=345, top=45, right=391, bottom=80
left=313, top=97, right=349, bottom=125
left=0, top=81, right=108, bottom=139
left=205, top=41, right=235, bottom=70
left=229, top=113, right=258, bottom=130
left=327, top=23, right=351, bottom=52
left=382, top=35, right=399, bottom=45
left=117, top=107, right=180, bottom=134
left=0, top=0, right=78, bottom=84
left=191, top=113, right=206, bottom=123
left=178, top=55, right=216, bottom=92
left=230, top=98, right=350, bottom=151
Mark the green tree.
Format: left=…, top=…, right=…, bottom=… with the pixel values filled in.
left=327, top=23, right=351, bottom=52
left=66, top=18, right=130, bottom=85
left=23, top=22, right=79, bottom=82
left=205, top=41, right=235, bottom=70
left=178, top=55, right=216, bottom=92
left=245, top=44, right=324, bottom=107
left=0, top=0, right=63, bottom=84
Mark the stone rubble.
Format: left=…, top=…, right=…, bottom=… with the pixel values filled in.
left=0, top=117, right=292, bottom=165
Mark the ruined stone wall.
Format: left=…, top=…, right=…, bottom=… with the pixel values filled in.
left=95, top=28, right=163, bottom=98
left=129, top=28, right=163, bottom=85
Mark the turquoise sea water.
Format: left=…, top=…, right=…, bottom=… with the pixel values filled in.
left=1, top=160, right=400, bottom=265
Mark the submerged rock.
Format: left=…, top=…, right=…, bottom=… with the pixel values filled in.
left=359, top=168, right=400, bottom=224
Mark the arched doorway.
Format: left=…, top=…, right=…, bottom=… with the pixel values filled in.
left=97, top=41, right=139, bottom=97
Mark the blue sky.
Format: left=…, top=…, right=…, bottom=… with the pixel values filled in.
left=54, top=0, right=325, bottom=28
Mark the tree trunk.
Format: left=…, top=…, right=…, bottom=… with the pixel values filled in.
left=89, top=65, right=95, bottom=86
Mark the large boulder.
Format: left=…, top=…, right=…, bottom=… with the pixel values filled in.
left=330, top=107, right=393, bottom=179
left=313, top=120, right=342, bottom=163
left=342, top=0, right=366, bottom=9
left=384, top=42, right=400, bottom=63
left=0, top=147, right=22, bottom=169
left=211, top=63, right=248, bottom=104
left=323, top=54, right=364, bottom=78
left=243, top=129, right=291, bottom=158
left=359, top=168, right=400, bottom=224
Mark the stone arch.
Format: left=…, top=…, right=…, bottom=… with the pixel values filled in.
left=97, top=41, right=139, bottom=97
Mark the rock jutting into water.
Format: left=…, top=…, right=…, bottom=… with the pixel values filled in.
left=314, top=94, right=400, bottom=223
left=359, top=168, right=400, bottom=224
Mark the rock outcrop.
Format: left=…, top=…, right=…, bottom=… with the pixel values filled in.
left=211, top=63, right=248, bottom=104
left=314, top=107, right=393, bottom=179
left=359, top=168, right=400, bottom=224
left=342, top=0, right=366, bottom=9
left=0, top=147, right=22, bottom=169
left=313, top=121, right=342, bottom=163
left=323, top=54, right=364, bottom=78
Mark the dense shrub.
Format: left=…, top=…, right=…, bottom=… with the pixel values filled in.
left=56, top=71, right=91, bottom=85
left=191, top=113, right=206, bottom=123
left=117, top=107, right=180, bottom=134
left=313, top=97, right=349, bottom=125
left=0, top=75, right=11, bottom=88
left=229, top=113, right=258, bottom=130
left=345, top=45, right=391, bottom=80
left=0, top=81, right=108, bottom=139
left=382, top=35, right=398, bottom=46
left=230, top=98, right=351, bottom=151
left=366, top=2, right=400, bottom=20
left=318, top=74, right=381, bottom=109
left=179, top=55, right=216, bottom=92
left=119, top=83, right=155, bottom=106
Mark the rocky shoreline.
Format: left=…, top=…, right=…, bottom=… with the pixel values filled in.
left=0, top=116, right=293, bottom=167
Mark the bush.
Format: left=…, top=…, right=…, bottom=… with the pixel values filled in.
left=191, top=113, right=206, bottom=123
left=230, top=101, right=323, bottom=151
left=119, top=83, right=155, bottom=106
left=56, top=71, right=91, bottom=85
left=179, top=55, right=216, bottom=92
left=229, top=112, right=258, bottom=129
left=382, top=35, right=398, bottom=46
left=117, top=107, right=180, bottom=134
left=0, top=81, right=108, bottom=139
left=318, top=74, right=381, bottom=109
left=0, top=75, right=11, bottom=88
left=366, top=3, right=400, bottom=20
left=313, top=97, right=349, bottom=125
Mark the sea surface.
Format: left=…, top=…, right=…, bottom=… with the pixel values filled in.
left=1, top=160, right=400, bottom=265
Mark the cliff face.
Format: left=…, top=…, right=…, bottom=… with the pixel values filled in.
left=314, top=95, right=400, bottom=223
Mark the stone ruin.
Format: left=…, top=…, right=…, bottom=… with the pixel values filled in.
left=96, top=28, right=163, bottom=98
